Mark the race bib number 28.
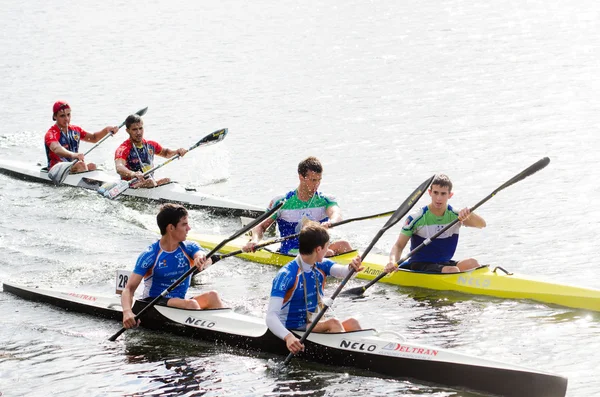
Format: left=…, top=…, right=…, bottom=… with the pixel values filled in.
left=115, top=269, right=131, bottom=295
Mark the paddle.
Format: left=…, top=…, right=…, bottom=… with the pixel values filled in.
left=100, top=128, right=228, bottom=200
left=108, top=199, right=284, bottom=342
left=282, top=175, right=434, bottom=366
left=48, top=107, right=148, bottom=185
left=209, top=209, right=400, bottom=265
left=343, top=157, right=551, bottom=297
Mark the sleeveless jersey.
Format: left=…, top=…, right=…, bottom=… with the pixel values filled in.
left=401, top=205, right=462, bottom=263
left=132, top=240, right=201, bottom=299
left=270, top=258, right=335, bottom=329
left=115, top=139, right=163, bottom=179
left=44, top=124, right=89, bottom=168
left=268, top=190, right=337, bottom=253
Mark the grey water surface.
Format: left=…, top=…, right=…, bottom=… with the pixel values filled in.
left=1, top=1, right=599, bottom=396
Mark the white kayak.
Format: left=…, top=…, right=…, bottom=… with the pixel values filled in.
left=2, top=282, right=568, bottom=397
left=0, top=159, right=264, bottom=217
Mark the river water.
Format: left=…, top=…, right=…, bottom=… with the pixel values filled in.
left=1, top=0, right=599, bottom=396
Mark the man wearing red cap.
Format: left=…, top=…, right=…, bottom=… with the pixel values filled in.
left=44, top=101, right=118, bottom=172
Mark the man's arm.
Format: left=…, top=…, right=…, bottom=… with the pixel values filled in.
left=115, top=158, right=142, bottom=180
left=81, top=126, right=118, bottom=143
left=242, top=217, right=275, bottom=252
left=159, top=147, right=188, bottom=158
left=459, top=208, right=486, bottom=228
left=121, top=273, right=143, bottom=328
left=193, top=251, right=212, bottom=272
left=329, top=255, right=364, bottom=278
left=325, top=205, right=343, bottom=224
left=48, top=141, right=84, bottom=162
left=384, top=233, right=410, bottom=273
left=266, top=296, right=304, bottom=354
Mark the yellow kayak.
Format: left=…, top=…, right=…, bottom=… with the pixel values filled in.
left=189, top=233, right=600, bottom=312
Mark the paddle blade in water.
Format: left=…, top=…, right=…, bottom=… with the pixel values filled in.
left=104, top=180, right=131, bottom=199
left=48, top=162, right=74, bottom=185
left=97, top=181, right=117, bottom=196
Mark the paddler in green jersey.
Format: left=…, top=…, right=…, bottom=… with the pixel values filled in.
left=243, top=156, right=352, bottom=256
left=384, top=174, right=486, bottom=274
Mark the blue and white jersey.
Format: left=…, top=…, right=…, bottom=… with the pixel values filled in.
left=133, top=240, right=202, bottom=299
left=401, top=205, right=462, bottom=263
left=270, top=257, right=335, bottom=329
left=268, top=190, right=337, bottom=254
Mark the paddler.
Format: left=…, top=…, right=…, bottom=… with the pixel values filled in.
left=242, top=156, right=352, bottom=256
left=121, top=203, right=224, bottom=329
left=384, top=174, right=486, bottom=274
left=266, top=221, right=363, bottom=354
left=44, top=101, right=118, bottom=172
left=114, top=114, right=188, bottom=188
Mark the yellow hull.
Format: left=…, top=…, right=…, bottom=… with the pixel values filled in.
left=190, top=233, right=600, bottom=312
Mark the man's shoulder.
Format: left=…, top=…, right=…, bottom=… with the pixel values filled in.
left=143, top=240, right=160, bottom=253
left=44, top=125, right=60, bottom=140
left=404, top=206, right=428, bottom=226
left=117, top=139, right=132, bottom=149
left=136, top=241, right=161, bottom=266
left=446, top=204, right=459, bottom=216
left=315, top=191, right=337, bottom=205
left=115, top=140, right=132, bottom=158
left=145, top=139, right=162, bottom=150
left=269, top=191, right=295, bottom=207
left=316, top=258, right=336, bottom=272
left=280, top=258, right=299, bottom=272
left=273, top=259, right=300, bottom=285
left=46, top=124, right=59, bottom=134
left=180, top=240, right=202, bottom=255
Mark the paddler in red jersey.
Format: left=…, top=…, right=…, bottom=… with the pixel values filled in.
left=114, top=113, right=188, bottom=188
left=44, top=101, right=118, bottom=172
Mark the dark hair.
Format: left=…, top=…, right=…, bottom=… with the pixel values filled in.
left=157, top=204, right=188, bottom=235
left=431, top=174, right=453, bottom=192
left=298, top=221, right=330, bottom=255
left=125, top=114, right=143, bottom=129
left=297, top=156, right=323, bottom=177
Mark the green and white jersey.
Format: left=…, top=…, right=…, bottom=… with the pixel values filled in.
left=401, top=205, right=461, bottom=263
left=268, top=190, right=337, bottom=253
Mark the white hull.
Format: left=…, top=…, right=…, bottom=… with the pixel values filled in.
left=0, top=159, right=264, bottom=217
left=3, top=282, right=567, bottom=397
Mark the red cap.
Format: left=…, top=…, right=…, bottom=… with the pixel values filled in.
left=52, top=101, right=70, bottom=120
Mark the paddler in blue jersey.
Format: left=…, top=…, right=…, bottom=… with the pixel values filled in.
left=384, top=174, right=486, bottom=274
left=266, top=221, right=363, bottom=354
left=243, top=156, right=352, bottom=256
left=121, top=203, right=224, bottom=329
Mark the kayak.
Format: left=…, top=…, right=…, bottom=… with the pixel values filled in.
left=0, top=159, right=264, bottom=217
left=188, top=233, right=600, bottom=312
left=2, top=282, right=568, bottom=397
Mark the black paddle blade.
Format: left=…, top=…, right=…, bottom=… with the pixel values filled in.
left=359, top=174, right=435, bottom=260
left=191, top=128, right=228, bottom=150
left=117, top=107, right=149, bottom=129
left=343, top=284, right=367, bottom=296
left=47, top=161, right=74, bottom=185
left=496, top=157, right=550, bottom=193
left=136, top=107, right=148, bottom=117
left=381, top=175, right=435, bottom=231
